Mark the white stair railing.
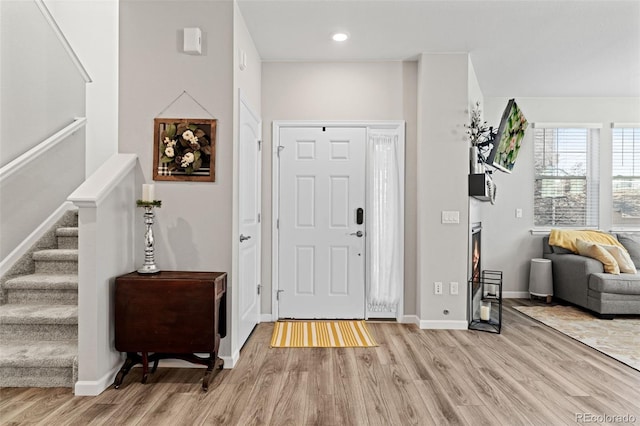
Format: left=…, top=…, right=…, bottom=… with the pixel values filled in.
left=0, top=118, right=87, bottom=184
left=34, top=0, right=92, bottom=83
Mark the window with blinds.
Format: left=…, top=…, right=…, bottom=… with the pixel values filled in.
left=612, top=127, right=640, bottom=226
left=533, top=127, right=600, bottom=227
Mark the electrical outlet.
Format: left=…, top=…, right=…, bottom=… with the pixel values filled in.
left=450, top=281, right=459, bottom=295
left=516, top=208, right=523, bottom=218
left=434, top=282, right=443, bottom=295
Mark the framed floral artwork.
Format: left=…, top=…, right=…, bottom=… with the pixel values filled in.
left=153, top=118, right=216, bottom=182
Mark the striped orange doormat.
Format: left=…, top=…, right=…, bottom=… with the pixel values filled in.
left=270, top=320, right=377, bottom=348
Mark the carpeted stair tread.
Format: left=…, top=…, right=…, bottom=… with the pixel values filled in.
left=0, top=304, right=78, bottom=325
left=4, top=274, right=78, bottom=290
left=56, top=227, right=78, bottom=237
left=0, top=340, right=77, bottom=368
left=32, top=249, right=78, bottom=262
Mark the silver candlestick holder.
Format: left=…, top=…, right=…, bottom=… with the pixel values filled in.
left=137, top=200, right=162, bottom=274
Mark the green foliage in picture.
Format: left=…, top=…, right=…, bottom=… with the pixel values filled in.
left=492, top=100, right=528, bottom=173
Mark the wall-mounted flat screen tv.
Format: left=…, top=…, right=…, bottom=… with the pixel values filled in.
left=486, top=99, right=528, bottom=173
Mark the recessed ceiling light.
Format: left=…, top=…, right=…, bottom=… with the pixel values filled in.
left=332, top=32, right=349, bottom=42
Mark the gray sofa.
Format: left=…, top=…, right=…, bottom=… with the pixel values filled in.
left=542, top=234, right=640, bottom=318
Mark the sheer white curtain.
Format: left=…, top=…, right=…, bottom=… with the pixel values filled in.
left=367, top=132, right=402, bottom=312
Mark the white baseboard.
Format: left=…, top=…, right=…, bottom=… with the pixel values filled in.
left=503, top=291, right=530, bottom=299
left=419, top=320, right=468, bottom=330
left=399, top=315, right=420, bottom=325
left=74, top=363, right=120, bottom=396
left=222, top=349, right=239, bottom=369
left=0, top=201, right=75, bottom=277
left=260, top=313, right=274, bottom=322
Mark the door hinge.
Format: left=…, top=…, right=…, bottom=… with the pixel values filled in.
left=257, top=213, right=261, bottom=223
left=257, top=139, right=262, bottom=151
left=257, top=284, right=262, bottom=295
left=277, top=146, right=285, bottom=157
left=277, top=219, right=279, bottom=229
left=276, top=289, right=284, bottom=301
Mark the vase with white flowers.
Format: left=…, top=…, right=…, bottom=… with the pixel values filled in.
left=465, top=102, right=496, bottom=173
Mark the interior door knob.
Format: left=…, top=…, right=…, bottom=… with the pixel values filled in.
left=350, top=231, right=363, bottom=237
left=239, top=234, right=251, bottom=242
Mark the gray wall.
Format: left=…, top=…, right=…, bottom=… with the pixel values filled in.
left=416, top=54, right=471, bottom=324
left=0, top=129, right=85, bottom=260
left=0, top=0, right=85, bottom=167
left=119, top=1, right=234, bottom=281
left=481, top=97, right=640, bottom=295
left=261, top=61, right=418, bottom=315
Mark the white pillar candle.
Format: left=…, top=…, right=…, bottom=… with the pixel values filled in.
left=480, top=302, right=491, bottom=321
left=142, top=184, right=155, bottom=202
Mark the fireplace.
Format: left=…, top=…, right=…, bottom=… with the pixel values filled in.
left=470, top=223, right=482, bottom=296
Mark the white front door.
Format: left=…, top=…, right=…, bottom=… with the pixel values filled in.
left=278, top=127, right=366, bottom=319
left=237, top=97, right=261, bottom=347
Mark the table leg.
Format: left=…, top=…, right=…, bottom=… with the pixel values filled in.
left=201, top=353, right=215, bottom=392
left=546, top=295, right=553, bottom=304
left=113, top=353, right=136, bottom=389
left=141, top=352, right=149, bottom=384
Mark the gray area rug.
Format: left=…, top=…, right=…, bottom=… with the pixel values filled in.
left=513, top=305, right=640, bottom=371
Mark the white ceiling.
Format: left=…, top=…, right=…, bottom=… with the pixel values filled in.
left=237, top=0, right=640, bottom=97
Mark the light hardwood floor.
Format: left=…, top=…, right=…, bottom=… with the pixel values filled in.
left=2, top=301, right=639, bottom=425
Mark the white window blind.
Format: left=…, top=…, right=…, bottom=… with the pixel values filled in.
left=534, top=127, right=600, bottom=227
left=612, top=128, right=640, bottom=226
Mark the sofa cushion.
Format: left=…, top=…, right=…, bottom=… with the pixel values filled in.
left=576, top=239, right=620, bottom=274
left=617, top=234, right=640, bottom=269
left=599, top=243, right=637, bottom=274
left=589, top=272, right=640, bottom=295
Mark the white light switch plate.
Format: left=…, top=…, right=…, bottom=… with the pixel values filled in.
left=442, top=211, right=460, bottom=224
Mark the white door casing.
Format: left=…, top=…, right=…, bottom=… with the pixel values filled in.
left=237, top=97, right=261, bottom=347
left=278, top=127, right=366, bottom=319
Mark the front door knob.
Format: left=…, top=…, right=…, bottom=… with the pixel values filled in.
left=350, top=231, right=363, bottom=237
left=239, top=234, right=251, bottom=242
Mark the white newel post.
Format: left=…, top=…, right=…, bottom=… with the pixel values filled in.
left=68, top=154, right=137, bottom=396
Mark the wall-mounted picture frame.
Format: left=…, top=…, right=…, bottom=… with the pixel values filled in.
left=487, top=99, right=528, bottom=173
left=153, top=118, right=216, bottom=182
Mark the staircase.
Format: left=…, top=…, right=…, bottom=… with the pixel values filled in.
left=0, top=215, right=78, bottom=388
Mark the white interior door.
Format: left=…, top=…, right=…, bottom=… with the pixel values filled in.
left=237, top=98, right=261, bottom=347
left=278, top=127, right=366, bottom=319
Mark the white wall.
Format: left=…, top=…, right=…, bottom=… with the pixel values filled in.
left=119, top=0, right=234, bottom=357
left=467, top=59, right=485, bottom=277
left=467, top=60, right=485, bottom=225
left=261, top=61, right=418, bottom=316
left=481, top=97, right=640, bottom=296
left=233, top=2, right=261, bottom=115
left=416, top=53, right=470, bottom=327
left=46, top=0, right=119, bottom=177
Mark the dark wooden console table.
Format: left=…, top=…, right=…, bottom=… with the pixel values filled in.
left=113, top=271, right=227, bottom=391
